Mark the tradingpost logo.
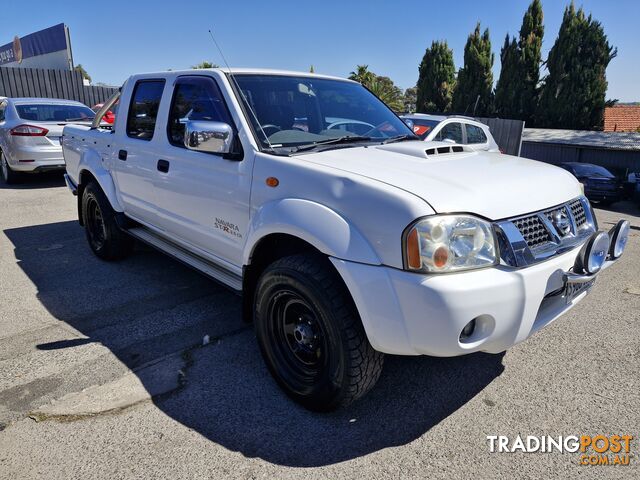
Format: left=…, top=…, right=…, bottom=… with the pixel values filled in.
left=487, top=435, right=634, bottom=466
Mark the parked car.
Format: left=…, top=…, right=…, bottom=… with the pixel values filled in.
left=401, top=113, right=500, bottom=152
left=91, top=102, right=117, bottom=124
left=0, top=97, right=96, bottom=184
left=62, top=69, right=629, bottom=411
left=559, top=162, right=623, bottom=206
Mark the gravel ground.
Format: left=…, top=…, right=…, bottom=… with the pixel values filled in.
left=0, top=173, right=638, bottom=479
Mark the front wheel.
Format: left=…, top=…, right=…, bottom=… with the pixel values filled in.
left=254, top=254, right=384, bottom=411
left=81, top=181, right=133, bottom=260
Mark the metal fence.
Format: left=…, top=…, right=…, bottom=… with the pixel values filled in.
left=0, top=66, right=117, bottom=107
left=475, top=117, right=525, bottom=156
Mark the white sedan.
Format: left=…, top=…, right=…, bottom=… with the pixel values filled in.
left=401, top=113, right=500, bottom=152
left=0, top=97, right=96, bottom=184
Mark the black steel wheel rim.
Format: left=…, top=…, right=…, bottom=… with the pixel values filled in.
left=266, top=288, right=329, bottom=391
left=86, top=196, right=106, bottom=249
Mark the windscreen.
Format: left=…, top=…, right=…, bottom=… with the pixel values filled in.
left=233, top=74, right=413, bottom=151
left=409, top=119, right=441, bottom=139
left=15, top=104, right=95, bottom=122
left=573, top=164, right=615, bottom=178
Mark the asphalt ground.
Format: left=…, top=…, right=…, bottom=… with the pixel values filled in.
left=0, top=172, right=639, bottom=479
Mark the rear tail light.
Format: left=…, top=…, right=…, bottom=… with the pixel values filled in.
left=10, top=124, right=49, bottom=136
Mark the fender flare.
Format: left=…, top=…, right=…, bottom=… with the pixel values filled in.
left=243, top=198, right=380, bottom=265
left=78, top=149, right=123, bottom=212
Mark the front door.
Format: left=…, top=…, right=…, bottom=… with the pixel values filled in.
left=151, top=75, right=252, bottom=267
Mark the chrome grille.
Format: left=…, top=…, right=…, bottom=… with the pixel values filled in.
left=569, top=199, right=587, bottom=227
left=496, top=196, right=596, bottom=268
left=513, top=215, right=552, bottom=248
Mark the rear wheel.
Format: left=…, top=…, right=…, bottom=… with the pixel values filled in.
left=81, top=181, right=133, bottom=260
left=0, top=150, right=20, bottom=185
left=254, top=253, right=384, bottom=411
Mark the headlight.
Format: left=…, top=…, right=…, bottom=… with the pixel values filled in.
left=404, top=215, right=498, bottom=273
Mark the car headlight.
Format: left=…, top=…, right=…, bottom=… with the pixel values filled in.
left=404, top=215, right=498, bottom=272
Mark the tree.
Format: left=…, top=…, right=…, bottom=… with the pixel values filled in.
left=309, top=65, right=315, bottom=73
left=348, top=65, right=404, bottom=113
left=191, top=61, right=219, bottom=69
left=494, top=35, right=520, bottom=117
left=494, top=0, right=544, bottom=123
left=416, top=41, right=456, bottom=113
left=537, top=3, right=617, bottom=129
left=349, top=65, right=376, bottom=86
left=368, top=76, right=404, bottom=112
left=403, top=87, right=417, bottom=113
left=451, top=23, right=494, bottom=115
left=74, top=64, right=91, bottom=83
left=518, top=0, right=544, bottom=124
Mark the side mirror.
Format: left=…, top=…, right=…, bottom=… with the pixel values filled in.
left=184, top=120, right=234, bottom=154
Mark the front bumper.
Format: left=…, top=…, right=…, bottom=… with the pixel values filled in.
left=331, top=247, right=618, bottom=357
left=585, top=188, right=621, bottom=202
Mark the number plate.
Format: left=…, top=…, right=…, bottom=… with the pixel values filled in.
left=563, top=277, right=596, bottom=304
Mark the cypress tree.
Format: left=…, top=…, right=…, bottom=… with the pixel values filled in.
left=494, top=35, right=520, bottom=117
left=451, top=23, right=494, bottom=116
left=494, top=0, right=544, bottom=122
left=518, top=0, right=544, bottom=125
left=416, top=41, right=456, bottom=112
left=537, top=3, right=617, bottom=129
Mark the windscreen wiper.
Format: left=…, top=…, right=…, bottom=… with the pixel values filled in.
left=379, top=134, right=419, bottom=144
left=293, top=135, right=372, bottom=152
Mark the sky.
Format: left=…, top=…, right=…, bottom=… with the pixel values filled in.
left=1, top=0, right=638, bottom=102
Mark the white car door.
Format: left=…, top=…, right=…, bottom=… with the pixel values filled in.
left=431, top=121, right=464, bottom=144
left=111, top=79, right=166, bottom=226
left=149, top=75, right=252, bottom=267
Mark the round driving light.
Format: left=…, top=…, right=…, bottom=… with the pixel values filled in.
left=460, top=319, right=476, bottom=341
left=576, top=231, right=610, bottom=274
left=609, top=220, right=630, bottom=259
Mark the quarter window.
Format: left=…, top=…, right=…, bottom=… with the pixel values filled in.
left=435, top=122, right=463, bottom=143
left=0, top=101, right=6, bottom=121
left=466, top=124, right=487, bottom=144
left=126, top=80, right=165, bottom=140
left=167, top=76, right=233, bottom=148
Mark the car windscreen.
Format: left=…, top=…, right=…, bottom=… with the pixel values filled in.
left=572, top=164, right=615, bottom=178
left=408, top=119, right=441, bottom=139
left=233, top=74, right=413, bottom=151
left=15, top=103, right=96, bottom=122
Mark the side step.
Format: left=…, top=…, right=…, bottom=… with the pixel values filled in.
left=127, top=227, right=242, bottom=291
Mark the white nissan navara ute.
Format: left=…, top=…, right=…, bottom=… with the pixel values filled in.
left=62, top=69, right=630, bottom=411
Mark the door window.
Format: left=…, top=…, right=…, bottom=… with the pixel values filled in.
left=435, top=122, right=463, bottom=143
left=466, top=124, right=488, bottom=144
left=126, top=80, right=165, bottom=140
left=167, top=76, right=233, bottom=148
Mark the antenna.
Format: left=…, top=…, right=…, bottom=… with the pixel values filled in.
left=207, top=29, right=274, bottom=150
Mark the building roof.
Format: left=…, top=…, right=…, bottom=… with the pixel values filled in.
left=604, top=105, right=640, bottom=132
left=522, top=128, right=640, bottom=151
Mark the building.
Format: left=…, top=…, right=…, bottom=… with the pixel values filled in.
left=604, top=105, right=640, bottom=132
left=0, top=24, right=73, bottom=71
left=521, top=128, right=640, bottom=174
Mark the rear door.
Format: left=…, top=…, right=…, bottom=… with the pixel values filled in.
left=111, top=79, right=166, bottom=225
left=463, top=123, right=490, bottom=151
